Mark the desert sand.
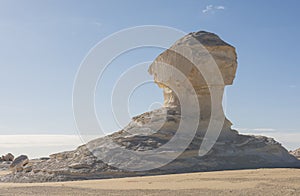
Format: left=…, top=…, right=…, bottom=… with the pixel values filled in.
left=0, top=168, right=299, bottom=195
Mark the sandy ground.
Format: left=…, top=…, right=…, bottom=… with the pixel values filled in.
left=0, top=168, right=299, bottom=195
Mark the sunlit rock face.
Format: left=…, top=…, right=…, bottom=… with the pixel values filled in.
left=149, top=31, right=237, bottom=121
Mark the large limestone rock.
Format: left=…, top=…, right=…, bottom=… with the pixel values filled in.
left=1, top=31, right=299, bottom=182
left=148, top=31, right=237, bottom=136
left=149, top=31, right=237, bottom=109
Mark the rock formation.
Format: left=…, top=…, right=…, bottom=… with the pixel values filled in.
left=290, top=148, right=300, bottom=159
left=0, top=153, right=14, bottom=172
left=149, top=31, right=237, bottom=112
left=0, top=163, right=10, bottom=172
left=1, top=31, right=299, bottom=182
left=9, top=155, right=29, bottom=173
left=1, top=153, right=14, bottom=162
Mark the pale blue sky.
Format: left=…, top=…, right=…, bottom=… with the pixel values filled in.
left=0, top=0, right=299, bottom=154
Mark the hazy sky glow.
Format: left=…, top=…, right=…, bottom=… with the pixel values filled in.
left=0, top=0, right=299, bottom=157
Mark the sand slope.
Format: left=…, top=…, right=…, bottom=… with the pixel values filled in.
left=0, top=168, right=299, bottom=195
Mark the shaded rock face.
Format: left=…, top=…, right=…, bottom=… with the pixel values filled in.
left=1, top=31, right=299, bottom=182
left=9, top=155, right=29, bottom=173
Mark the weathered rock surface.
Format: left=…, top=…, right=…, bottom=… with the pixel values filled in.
left=149, top=31, right=237, bottom=111
left=1, top=153, right=14, bottom=162
left=0, top=153, right=14, bottom=171
left=290, top=148, right=300, bottom=159
left=1, top=31, right=299, bottom=182
left=9, top=155, right=29, bottom=173
left=0, top=162, right=10, bottom=171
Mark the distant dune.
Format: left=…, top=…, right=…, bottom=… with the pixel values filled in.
left=0, top=168, right=299, bottom=195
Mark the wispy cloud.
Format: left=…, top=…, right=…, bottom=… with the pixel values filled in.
left=90, top=21, right=102, bottom=27
left=202, top=5, right=225, bottom=14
